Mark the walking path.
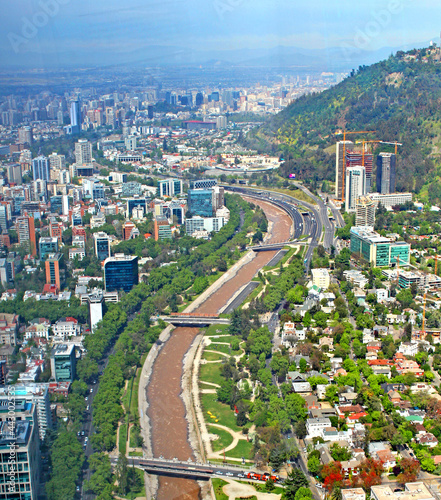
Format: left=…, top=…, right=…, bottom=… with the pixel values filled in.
left=221, top=478, right=281, bottom=500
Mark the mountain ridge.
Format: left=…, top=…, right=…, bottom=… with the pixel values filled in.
left=246, top=46, right=441, bottom=202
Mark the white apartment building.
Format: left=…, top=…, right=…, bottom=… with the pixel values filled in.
left=52, top=318, right=81, bottom=340
left=306, top=417, right=332, bottom=438
left=311, top=268, right=330, bottom=290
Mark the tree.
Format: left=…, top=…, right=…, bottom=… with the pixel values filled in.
left=397, top=458, right=420, bottom=484
left=330, top=443, right=352, bottom=461
left=321, top=461, right=343, bottom=493
left=307, top=455, right=321, bottom=474
left=115, top=453, right=128, bottom=494
left=295, top=486, right=313, bottom=500
left=85, top=453, right=113, bottom=495
left=284, top=468, right=309, bottom=500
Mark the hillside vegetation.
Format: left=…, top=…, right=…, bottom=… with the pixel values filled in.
left=246, top=47, right=441, bottom=201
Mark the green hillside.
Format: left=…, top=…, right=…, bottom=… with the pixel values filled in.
left=246, top=46, right=441, bottom=202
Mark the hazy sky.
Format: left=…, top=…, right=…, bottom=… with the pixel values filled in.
left=1, top=0, right=439, bottom=67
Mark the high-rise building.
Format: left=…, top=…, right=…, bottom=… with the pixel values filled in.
left=74, top=139, right=93, bottom=165
left=0, top=402, right=40, bottom=499
left=157, top=178, right=183, bottom=197
left=51, top=344, right=76, bottom=382
left=126, top=197, right=148, bottom=217
left=48, top=152, right=66, bottom=170
left=69, top=100, right=81, bottom=135
left=377, top=153, right=396, bottom=194
left=335, top=140, right=353, bottom=200
left=188, top=189, right=214, bottom=217
left=32, top=156, right=50, bottom=181
left=7, top=163, right=22, bottom=185
left=16, top=215, right=36, bottom=256
left=82, top=178, right=105, bottom=200
left=88, top=293, right=103, bottom=332
left=154, top=216, right=172, bottom=241
left=212, top=186, right=225, bottom=211
left=125, top=136, right=137, bottom=150
left=50, top=220, right=63, bottom=243
left=94, top=232, right=111, bottom=261
left=192, top=179, right=217, bottom=190
left=147, top=105, right=154, bottom=119
left=18, top=126, right=33, bottom=146
left=0, top=206, right=9, bottom=233
left=355, top=196, right=376, bottom=226
left=50, top=195, right=63, bottom=214
left=195, top=92, right=204, bottom=106
left=0, top=384, right=53, bottom=440
left=104, top=254, right=138, bottom=292
left=345, top=166, right=366, bottom=212
left=45, top=253, right=63, bottom=290
left=345, top=151, right=373, bottom=192
left=39, top=237, right=59, bottom=261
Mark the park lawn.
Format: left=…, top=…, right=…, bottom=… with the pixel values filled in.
left=225, top=439, right=254, bottom=460
left=237, top=481, right=285, bottom=495
left=207, top=425, right=234, bottom=452
left=119, top=423, right=127, bottom=455
left=130, top=369, right=141, bottom=419
left=128, top=451, right=143, bottom=457
left=201, top=393, right=241, bottom=432
left=203, top=350, right=227, bottom=362
left=199, top=363, right=224, bottom=387
left=208, top=335, right=240, bottom=345
left=212, top=478, right=229, bottom=500
left=204, top=324, right=230, bottom=336
left=129, top=425, right=139, bottom=448
left=208, top=343, right=242, bottom=356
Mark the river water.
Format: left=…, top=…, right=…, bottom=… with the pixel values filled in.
left=146, top=200, right=292, bottom=499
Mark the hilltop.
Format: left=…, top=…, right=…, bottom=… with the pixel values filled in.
left=245, top=46, right=441, bottom=202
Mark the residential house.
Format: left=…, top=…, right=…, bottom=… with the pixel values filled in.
left=362, top=329, right=375, bottom=344
left=417, top=432, right=438, bottom=447
left=387, top=390, right=401, bottom=405
left=375, top=449, right=396, bottom=469
left=395, top=359, right=424, bottom=377
left=342, top=489, right=366, bottom=500
left=25, top=318, right=51, bottom=340
left=397, top=342, right=419, bottom=357
left=292, top=382, right=312, bottom=395
left=306, top=417, right=332, bottom=438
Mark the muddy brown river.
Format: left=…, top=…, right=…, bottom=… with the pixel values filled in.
left=146, top=199, right=292, bottom=499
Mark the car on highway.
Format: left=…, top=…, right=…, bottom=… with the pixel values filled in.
left=225, top=472, right=234, bottom=476
left=216, top=471, right=223, bottom=475
left=90, top=388, right=93, bottom=393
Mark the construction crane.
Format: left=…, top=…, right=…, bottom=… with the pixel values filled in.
left=338, top=130, right=376, bottom=203
left=355, top=139, right=403, bottom=165
left=380, top=141, right=402, bottom=155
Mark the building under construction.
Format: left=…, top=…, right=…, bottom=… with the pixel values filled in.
left=335, top=141, right=373, bottom=199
